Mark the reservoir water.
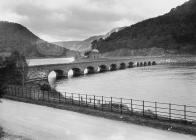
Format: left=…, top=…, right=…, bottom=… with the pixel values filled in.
left=54, top=63, right=196, bottom=106
left=27, top=58, right=196, bottom=106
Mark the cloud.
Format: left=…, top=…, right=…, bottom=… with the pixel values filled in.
left=0, top=0, right=188, bottom=42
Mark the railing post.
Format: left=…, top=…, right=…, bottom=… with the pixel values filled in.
left=120, top=98, right=123, bottom=114
left=38, top=90, right=40, bottom=100
left=10, top=87, right=11, bottom=96
left=72, top=93, right=74, bottom=105
left=34, top=88, right=36, bottom=100
left=22, top=88, right=24, bottom=97
left=65, top=92, right=66, bottom=103
left=94, top=95, right=95, bottom=109
left=24, top=87, right=26, bottom=98
left=111, top=97, right=112, bottom=112
left=184, top=105, right=186, bottom=121
left=79, top=94, right=80, bottom=106
left=14, top=86, right=16, bottom=96
left=131, top=99, right=133, bottom=114
left=143, top=100, right=145, bottom=116
left=102, top=96, right=103, bottom=111
left=86, top=94, right=88, bottom=106
left=26, top=87, right=28, bottom=98
left=169, top=103, right=171, bottom=120
left=29, top=87, right=31, bottom=99
left=15, top=86, right=17, bottom=97
left=59, top=92, right=60, bottom=103
left=155, top=102, right=157, bottom=119
left=8, top=87, right=10, bottom=95
left=43, top=91, right=45, bottom=101
left=81, top=96, right=83, bottom=105
left=17, top=86, right=19, bottom=97
left=48, top=90, right=49, bottom=101
left=9, top=87, right=11, bottom=96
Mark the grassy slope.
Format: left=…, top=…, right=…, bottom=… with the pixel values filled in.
left=0, top=21, right=77, bottom=58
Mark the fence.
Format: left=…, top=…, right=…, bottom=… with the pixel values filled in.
left=4, top=85, right=196, bottom=123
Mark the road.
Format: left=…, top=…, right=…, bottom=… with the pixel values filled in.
left=0, top=99, right=195, bottom=140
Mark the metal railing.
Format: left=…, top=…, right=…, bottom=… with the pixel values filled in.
left=4, top=85, right=196, bottom=123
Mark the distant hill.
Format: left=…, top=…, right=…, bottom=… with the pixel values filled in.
left=54, top=35, right=102, bottom=52
left=92, top=0, right=196, bottom=56
left=53, top=27, right=125, bottom=52
left=0, top=21, right=78, bottom=58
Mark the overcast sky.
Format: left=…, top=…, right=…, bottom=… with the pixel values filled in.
left=0, top=0, right=188, bottom=42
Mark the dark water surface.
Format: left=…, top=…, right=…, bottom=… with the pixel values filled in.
left=54, top=63, right=196, bottom=106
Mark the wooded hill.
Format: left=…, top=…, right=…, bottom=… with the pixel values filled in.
left=92, top=0, right=196, bottom=56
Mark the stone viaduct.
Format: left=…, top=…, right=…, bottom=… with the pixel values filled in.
left=27, top=58, right=157, bottom=81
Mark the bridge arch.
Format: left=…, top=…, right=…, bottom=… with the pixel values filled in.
left=84, top=66, right=95, bottom=74
left=68, top=68, right=82, bottom=77
left=152, top=61, right=156, bottom=65
left=119, top=63, right=126, bottom=69
left=148, top=61, right=151, bottom=66
left=128, top=62, right=134, bottom=68
left=140, top=62, right=143, bottom=67
left=98, top=65, right=108, bottom=73
left=110, top=64, right=117, bottom=71
left=48, top=70, right=64, bottom=80
left=54, top=70, right=64, bottom=79
left=144, top=62, right=147, bottom=66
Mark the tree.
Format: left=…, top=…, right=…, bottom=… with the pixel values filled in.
left=0, top=50, right=28, bottom=97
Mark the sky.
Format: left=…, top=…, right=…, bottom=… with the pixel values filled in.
left=0, top=0, right=188, bottom=42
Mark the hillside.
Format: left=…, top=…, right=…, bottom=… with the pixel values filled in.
left=92, top=0, right=196, bottom=56
left=0, top=21, right=77, bottom=58
left=54, top=35, right=102, bottom=52
left=54, top=27, right=125, bottom=52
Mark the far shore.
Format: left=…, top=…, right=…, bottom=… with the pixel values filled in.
left=27, top=55, right=196, bottom=67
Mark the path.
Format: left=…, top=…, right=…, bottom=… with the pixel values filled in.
left=0, top=99, right=195, bottom=140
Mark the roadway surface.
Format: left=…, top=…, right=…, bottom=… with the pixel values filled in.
left=0, top=99, right=195, bottom=140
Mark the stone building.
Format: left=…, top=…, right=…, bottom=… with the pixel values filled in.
left=88, top=49, right=100, bottom=59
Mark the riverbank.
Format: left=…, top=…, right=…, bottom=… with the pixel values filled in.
left=4, top=95, right=196, bottom=136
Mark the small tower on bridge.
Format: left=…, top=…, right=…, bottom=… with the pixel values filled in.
left=87, top=49, right=101, bottom=60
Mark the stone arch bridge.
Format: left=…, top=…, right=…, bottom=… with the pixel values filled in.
left=27, top=58, right=157, bottom=81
